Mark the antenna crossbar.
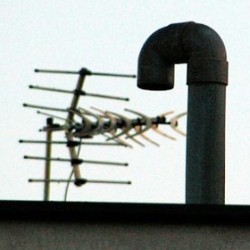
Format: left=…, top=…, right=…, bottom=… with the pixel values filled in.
left=34, top=68, right=136, bottom=78
left=24, top=156, right=128, bottom=167
left=19, top=140, right=125, bottom=146
left=29, top=85, right=129, bottom=101
left=29, top=178, right=131, bottom=185
left=23, top=103, right=68, bottom=112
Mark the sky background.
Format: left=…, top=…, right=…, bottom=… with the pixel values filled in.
left=0, top=0, right=249, bottom=204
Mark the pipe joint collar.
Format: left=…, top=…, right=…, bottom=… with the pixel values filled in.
left=188, top=58, right=228, bottom=85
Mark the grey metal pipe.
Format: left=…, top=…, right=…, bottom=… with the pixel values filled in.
left=137, top=22, right=228, bottom=204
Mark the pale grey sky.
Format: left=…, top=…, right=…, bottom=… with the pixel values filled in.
left=0, top=0, right=249, bottom=204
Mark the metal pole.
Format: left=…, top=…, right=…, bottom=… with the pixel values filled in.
left=44, top=118, right=53, bottom=201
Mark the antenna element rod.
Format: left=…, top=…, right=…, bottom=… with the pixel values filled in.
left=29, top=179, right=131, bottom=185
left=34, top=68, right=136, bottom=78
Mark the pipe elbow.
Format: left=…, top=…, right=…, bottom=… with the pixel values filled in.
left=137, top=22, right=228, bottom=90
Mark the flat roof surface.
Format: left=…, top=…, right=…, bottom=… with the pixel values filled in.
left=1, top=201, right=250, bottom=224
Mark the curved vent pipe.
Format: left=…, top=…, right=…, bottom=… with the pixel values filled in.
left=137, top=22, right=228, bottom=204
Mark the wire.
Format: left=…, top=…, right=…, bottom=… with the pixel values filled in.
left=64, top=138, right=82, bottom=201
left=63, top=170, right=74, bottom=202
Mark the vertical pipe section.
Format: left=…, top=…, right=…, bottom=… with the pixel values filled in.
left=186, top=84, right=226, bottom=204
left=137, top=22, right=228, bottom=204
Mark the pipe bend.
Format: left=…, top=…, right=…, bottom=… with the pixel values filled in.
left=137, top=22, right=228, bottom=90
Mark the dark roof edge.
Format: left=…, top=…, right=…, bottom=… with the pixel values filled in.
left=1, top=200, right=250, bottom=224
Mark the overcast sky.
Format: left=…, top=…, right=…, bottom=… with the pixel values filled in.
left=0, top=0, right=249, bottom=204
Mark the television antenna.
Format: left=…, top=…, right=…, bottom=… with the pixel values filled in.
left=20, top=67, right=186, bottom=201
